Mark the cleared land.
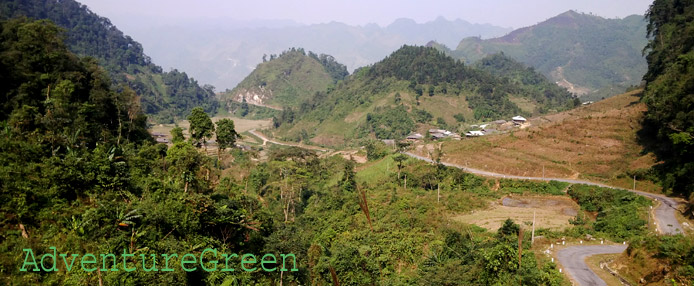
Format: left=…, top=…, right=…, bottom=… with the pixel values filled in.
left=453, top=196, right=579, bottom=231
left=413, top=90, right=660, bottom=192
left=149, top=116, right=272, bottom=142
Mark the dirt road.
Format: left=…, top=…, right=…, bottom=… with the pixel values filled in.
left=402, top=152, right=683, bottom=235
left=248, top=129, right=330, bottom=152
left=557, top=245, right=628, bottom=286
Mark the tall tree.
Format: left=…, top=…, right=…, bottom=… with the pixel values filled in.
left=641, top=0, right=694, bottom=199
left=188, top=107, right=214, bottom=149
left=216, top=118, right=239, bottom=154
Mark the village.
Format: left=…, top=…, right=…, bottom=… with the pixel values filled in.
left=404, top=115, right=529, bottom=142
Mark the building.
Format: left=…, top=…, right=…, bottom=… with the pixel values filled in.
left=465, top=130, right=485, bottom=137
left=406, top=133, right=424, bottom=140
left=512, top=116, right=527, bottom=125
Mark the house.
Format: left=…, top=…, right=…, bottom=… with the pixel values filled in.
left=430, top=133, right=447, bottom=139
left=406, top=133, right=424, bottom=140
left=512, top=116, right=527, bottom=125
left=582, top=101, right=594, bottom=105
left=465, top=130, right=484, bottom=137
left=151, top=132, right=166, bottom=138
left=155, top=137, right=170, bottom=143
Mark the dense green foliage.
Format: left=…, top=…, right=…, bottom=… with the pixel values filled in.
left=273, top=46, right=575, bottom=144
left=215, top=119, right=240, bottom=151
left=0, top=0, right=219, bottom=122
left=567, top=185, right=651, bottom=241
left=187, top=107, right=214, bottom=147
left=627, top=234, right=694, bottom=283
left=223, top=48, right=348, bottom=110
left=641, top=0, right=694, bottom=203
left=450, top=11, right=648, bottom=100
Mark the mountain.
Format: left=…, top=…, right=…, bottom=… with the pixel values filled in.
left=449, top=10, right=648, bottom=100
left=221, top=48, right=348, bottom=111
left=268, top=46, right=576, bottom=146
left=116, top=17, right=512, bottom=91
left=0, top=0, right=219, bottom=123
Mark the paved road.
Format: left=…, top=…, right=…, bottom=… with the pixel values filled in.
left=402, top=152, right=683, bottom=234
left=557, top=245, right=628, bottom=286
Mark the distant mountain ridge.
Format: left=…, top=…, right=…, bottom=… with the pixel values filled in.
left=443, top=10, right=648, bottom=100
left=122, top=17, right=512, bottom=90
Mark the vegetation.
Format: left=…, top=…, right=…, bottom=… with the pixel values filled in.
left=448, top=11, right=648, bottom=100
left=641, top=0, right=694, bottom=205
left=567, top=185, right=651, bottom=241
left=0, top=0, right=219, bottom=123
left=222, top=48, right=348, bottom=111
left=273, top=45, right=576, bottom=145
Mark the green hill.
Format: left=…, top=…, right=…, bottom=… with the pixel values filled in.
left=450, top=10, right=648, bottom=100
left=270, top=46, right=577, bottom=146
left=0, top=0, right=219, bottom=123
left=221, top=48, right=348, bottom=111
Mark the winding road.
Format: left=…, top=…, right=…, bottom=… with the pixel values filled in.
left=403, top=151, right=685, bottom=285
left=402, top=152, right=683, bottom=235
left=557, top=245, right=628, bottom=286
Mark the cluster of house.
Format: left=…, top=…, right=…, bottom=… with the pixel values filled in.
left=405, top=115, right=529, bottom=141
left=151, top=132, right=170, bottom=143
left=465, top=115, right=527, bottom=137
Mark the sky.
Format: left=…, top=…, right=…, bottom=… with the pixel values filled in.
left=79, top=0, right=653, bottom=30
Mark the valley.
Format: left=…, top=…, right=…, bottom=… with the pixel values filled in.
left=2, top=0, right=693, bottom=285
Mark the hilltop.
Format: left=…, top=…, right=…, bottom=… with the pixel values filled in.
left=119, top=17, right=512, bottom=90
left=447, top=11, right=648, bottom=100
left=268, top=46, right=576, bottom=146
left=221, top=48, right=348, bottom=111
left=0, top=0, right=219, bottom=122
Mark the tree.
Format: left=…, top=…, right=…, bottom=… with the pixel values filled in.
left=240, top=97, right=249, bottom=117
left=641, top=0, right=694, bottom=198
left=171, top=126, right=184, bottom=143
left=393, top=154, right=408, bottom=182
left=188, top=107, right=214, bottom=149
left=216, top=118, right=239, bottom=153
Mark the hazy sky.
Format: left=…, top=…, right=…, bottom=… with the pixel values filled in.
left=79, top=0, right=652, bottom=30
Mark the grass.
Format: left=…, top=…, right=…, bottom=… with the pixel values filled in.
left=413, top=90, right=662, bottom=192
left=452, top=195, right=579, bottom=231
left=585, top=254, right=627, bottom=286
left=148, top=116, right=272, bottom=142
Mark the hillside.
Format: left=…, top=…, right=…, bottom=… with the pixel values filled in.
left=0, top=0, right=219, bottom=123
left=410, top=90, right=660, bottom=192
left=115, top=17, right=512, bottom=90
left=450, top=11, right=648, bottom=100
left=269, top=46, right=576, bottom=146
left=221, top=48, right=348, bottom=111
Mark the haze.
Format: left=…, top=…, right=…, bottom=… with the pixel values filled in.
left=81, top=0, right=651, bottom=30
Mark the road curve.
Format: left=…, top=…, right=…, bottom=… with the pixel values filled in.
left=558, top=245, right=628, bottom=286
left=402, top=152, right=683, bottom=235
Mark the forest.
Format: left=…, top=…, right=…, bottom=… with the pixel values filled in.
left=641, top=0, right=694, bottom=205
left=0, top=0, right=219, bottom=123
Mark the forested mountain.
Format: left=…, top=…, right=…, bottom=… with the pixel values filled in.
left=221, top=48, right=348, bottom=111
left=270, top=46, right=576, bottom=146
left=0, top=0, right=218, bottom=123
left=447, top=10, right=648, bottom=100
left=640, top=0, right=694, bottom=200
left=116, top=17, right=512, bottom=90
